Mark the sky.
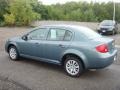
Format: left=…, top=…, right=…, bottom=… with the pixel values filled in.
left=39, top=0, right=120, bottom=5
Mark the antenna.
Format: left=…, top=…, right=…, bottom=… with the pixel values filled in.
left=113, top=0, right=115, bottom=21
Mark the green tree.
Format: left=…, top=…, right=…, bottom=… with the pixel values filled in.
left=31, top=0, right=49, bottom=20
left=1, top=0, right=120, bottom=26
left=4, top=13, right=15, bottom=25
left=5, top=0, right=40, bottom=26
left=0, top=0, right=9, bottom=23
left=83, top=9, right=97, bottom=22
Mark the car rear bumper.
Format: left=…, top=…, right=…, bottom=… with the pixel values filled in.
left=88, top=49, right=117, bottom=69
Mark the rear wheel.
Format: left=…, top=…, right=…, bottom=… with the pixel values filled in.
left=9, top=46, right=19, bottom=60
left=64, top=56, right=84, bottom=77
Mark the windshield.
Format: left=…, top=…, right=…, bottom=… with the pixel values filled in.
left=100, top=20, right=114, bottom=26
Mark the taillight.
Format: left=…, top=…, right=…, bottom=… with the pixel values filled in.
left=96, top=44, right=109, bottom=53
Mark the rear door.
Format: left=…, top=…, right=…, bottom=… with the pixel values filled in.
left=42, top=28, right=73, bottom=62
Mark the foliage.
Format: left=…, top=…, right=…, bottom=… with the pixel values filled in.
left=2, top=0, right=40, bottom=26
left=0, top=0, right=9, bottom=23
left=0, top=0, right=120, bottom=26
left=45, top=2, right=120, bottom=22
left=31, top=0, right=48, bottom=20
left=4, top=13, right=15, bottom=26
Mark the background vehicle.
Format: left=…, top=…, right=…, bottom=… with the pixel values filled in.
left=97, top=20, right=118, bottom=35
left=5, top=25, right=117, bottom=77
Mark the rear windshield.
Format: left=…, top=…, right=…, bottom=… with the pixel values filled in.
left=77, top=27, right=102, bottom=39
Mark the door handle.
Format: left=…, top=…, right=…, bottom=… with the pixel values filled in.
left=59, top=44, right=65, bottom=48
left=35, top=42, right=39, bottom=44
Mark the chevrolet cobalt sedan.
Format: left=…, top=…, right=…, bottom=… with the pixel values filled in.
left=5, top=25, right=117, bottom=77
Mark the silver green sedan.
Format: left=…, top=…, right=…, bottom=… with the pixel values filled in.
left=5, top=25, right=117, bottom=77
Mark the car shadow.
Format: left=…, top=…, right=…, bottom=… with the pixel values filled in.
left=80, top=68, right=113, bottom=80
left=13, top=57, right=112, bottom=78
left=17, top=57, right=64, bottom=73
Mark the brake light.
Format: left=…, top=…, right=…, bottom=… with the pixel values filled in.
left=96, top=44, right=109, bottom=53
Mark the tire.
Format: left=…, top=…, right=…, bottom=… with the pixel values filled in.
left=8, top=46, right=19, bottom=60
left=112, top=30, right=115, bottom=35
left=64, top=56, right=84, bottom=77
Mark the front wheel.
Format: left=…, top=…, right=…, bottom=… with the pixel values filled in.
left=64, top=56, right=84, bottom=77
left=9, top=46, right=19, bottom=60
left=112, top=30, right=115, bottom=35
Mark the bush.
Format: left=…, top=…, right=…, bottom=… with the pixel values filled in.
left=4, top=14, right=15, bottom=26
left=0, top=21, right=5, bottom=27
left=10, top=0, right=40, bottom=26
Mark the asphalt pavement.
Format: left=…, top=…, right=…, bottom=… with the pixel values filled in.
left=0, top=27, right=120, bottom=90
left=0, top=50, right=120, bottom=90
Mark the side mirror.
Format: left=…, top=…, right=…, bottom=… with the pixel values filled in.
left=22, top=35, right=28, bottom=41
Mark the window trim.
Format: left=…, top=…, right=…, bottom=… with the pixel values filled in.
left=46, top=28, right=73, bottom=41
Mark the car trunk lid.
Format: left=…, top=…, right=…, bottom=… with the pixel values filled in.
left=91, top=37, right=115, bottom=52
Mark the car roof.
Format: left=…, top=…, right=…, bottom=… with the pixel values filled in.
left=44, top=24, right=84, bottom=28
left=40, top=24, right=91, bottom=31
left=30, top=25, right=89, bottom=35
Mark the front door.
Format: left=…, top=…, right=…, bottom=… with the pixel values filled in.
left=18, top=28, right=48, bottom=57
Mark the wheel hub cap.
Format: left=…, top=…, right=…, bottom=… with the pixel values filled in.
left=66, top=60, right=79, bottom=75
left=9, top=48, right=17, bottom=59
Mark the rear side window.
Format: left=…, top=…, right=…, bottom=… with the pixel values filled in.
left=64, top=31, right=72, bottom=41
left=47, top=28, right=66, bottom=41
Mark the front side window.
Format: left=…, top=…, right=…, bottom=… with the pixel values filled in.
left=27, top=28, right=48, bottom=40
left=47, top=28, right=66, bottom=41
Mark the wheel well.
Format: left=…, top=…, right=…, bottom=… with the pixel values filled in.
left=62, top=53, right=85, bottom=69
left=7, top=44, right=16, bottom=52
